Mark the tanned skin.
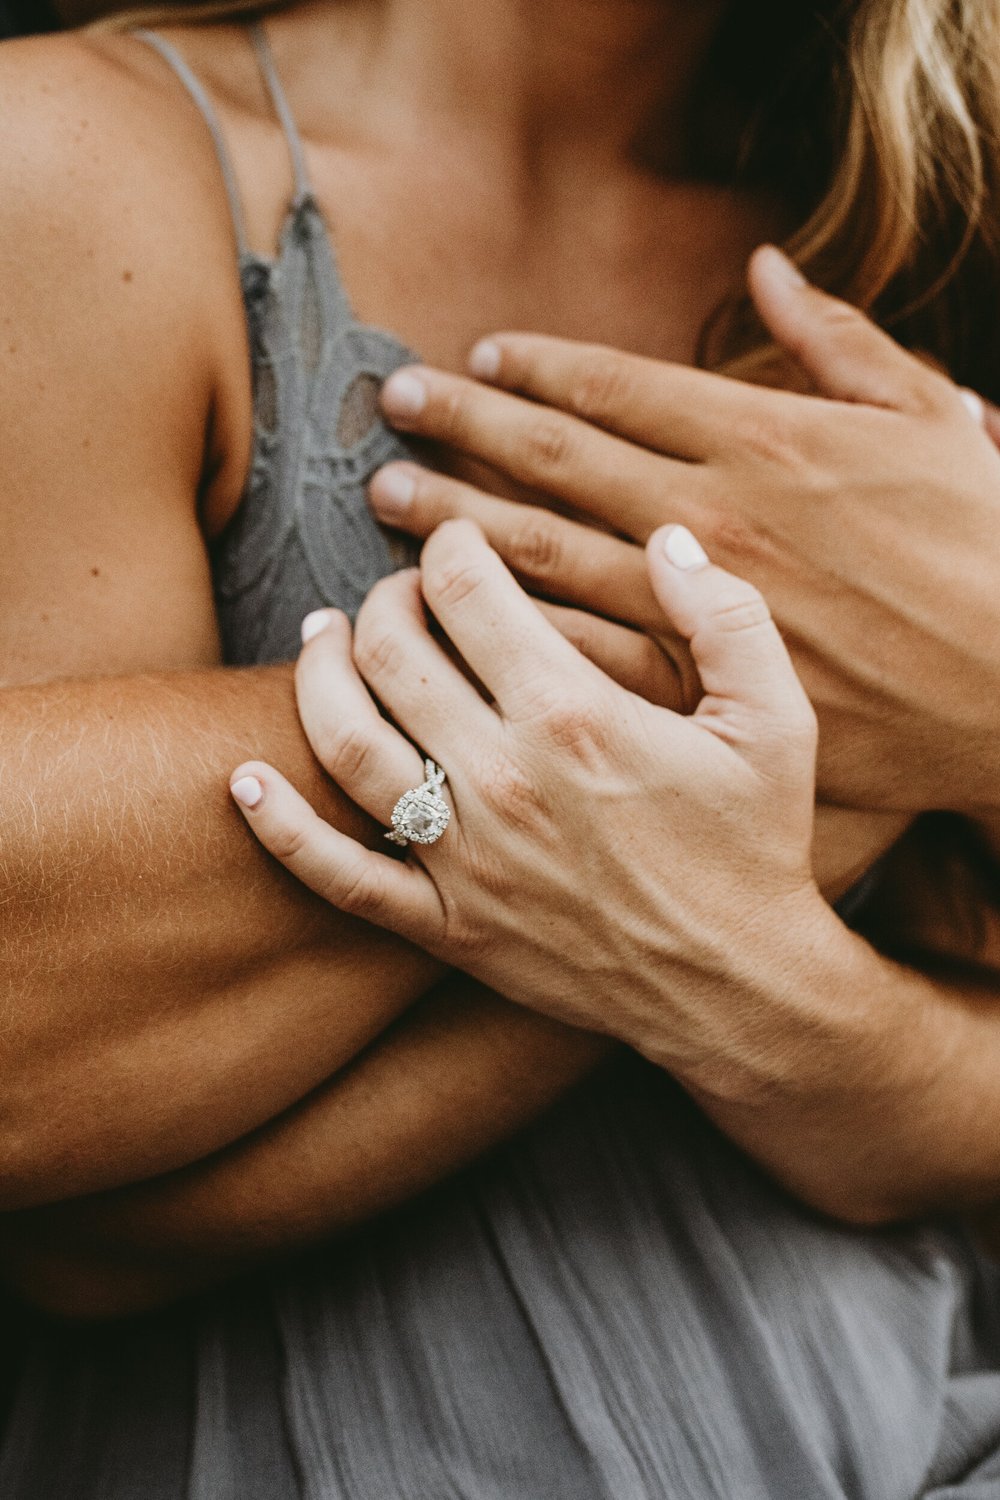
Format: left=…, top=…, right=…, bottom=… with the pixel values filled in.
left=0, top=0, right=994, bottom=1316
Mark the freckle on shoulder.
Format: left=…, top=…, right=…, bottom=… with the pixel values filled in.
left=0, top=33, right=217, bottom=307
left=0, top=33, right=198, bottom=205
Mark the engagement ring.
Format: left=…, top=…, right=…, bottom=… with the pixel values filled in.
left=386, top=760, right=451, bottom=847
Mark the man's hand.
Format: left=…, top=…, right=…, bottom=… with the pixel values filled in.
left=366, top=247, right=1000, bottom=816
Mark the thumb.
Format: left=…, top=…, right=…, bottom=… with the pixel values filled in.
left=646, top=526, right=816, bottom=764
left=748, top=244, right=956, bottom=416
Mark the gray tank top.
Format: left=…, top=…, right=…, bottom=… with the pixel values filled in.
left=138, top=23, right=416, bottom=665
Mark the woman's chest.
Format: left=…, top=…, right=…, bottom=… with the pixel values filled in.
left=237, top=134, right=782, bottom=374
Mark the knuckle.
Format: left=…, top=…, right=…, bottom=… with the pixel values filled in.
left=817, top=297, right=865, bottom=336
left=538, top=693, right=610, bottom=762
left=425, top=554, right=487, bottom=610
left=699, top=508, right=760, bottom=562
left=434, top=382, right=471, bottom=439
left=918, top=369, right=964, bottom=420
left=336, top=858, right=384, bottom=919
left=768, top=704, right=819, bottom=775
left=480, top=748, right=546, bottom=830
left=313, top=720, right=377, bottom=785
left=267, top=820, right=313, bottom=865
left=524, top=414, right=574, bottom=472
left=567, top=354, right=632, bottom=421
left=354, top=619, right=405, bottom=680
left=797, top=704, right=820, bottom=753
left=707, top=579, right=773, bottom=635
left=731, top=409, right=803, bottom=469
left=554, top=614, right=593, bottom=655
left=408, top=471, right=453, bottom=525
left=767, top=687, right=818, bottom=749
left=437, top=903, right=477, bottom=961
left=792, top=690, right=819, bottom=743
left=507, top=516, right=565, bottom=580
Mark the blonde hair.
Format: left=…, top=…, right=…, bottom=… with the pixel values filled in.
left=801, top=0, right=996, bottom=303
left=755, top=0, right=1000, bottom=389
left=87, top=0, right=1000, bottom=394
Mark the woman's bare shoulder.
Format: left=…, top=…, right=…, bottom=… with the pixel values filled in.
left=0, top=31, right=235, bottom=286
left=0, top=29, right=251, bottom=511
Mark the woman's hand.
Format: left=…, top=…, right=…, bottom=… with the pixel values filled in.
left=230, top=520, right=855, bottom=1105
left=368, top=247, right=1000, bottom=817
left=517, top=597, right=911, bottom=901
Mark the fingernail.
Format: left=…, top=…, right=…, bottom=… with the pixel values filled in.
left=960, top=388, right=986, bottom=426
left=230, top=776, right=264, bottom=809
left=468, top=339, right=502, bottom=380
left=370, top=465, right=417, bottom=522
left=759, top=244, right=806, bottom=288
left=663, top=525, right=709, bottom=571
left=301, top=609, right=335, bottom=644
left=381, top=370, right=428, bottom=421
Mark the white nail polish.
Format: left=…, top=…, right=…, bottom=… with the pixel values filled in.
left=663, top=525, right=709, bottom=571
left=468, top=339, right=502, bottom=380
left=301, top=609, right=334, bottom=644
left=231, top=776, right=264, bottom=809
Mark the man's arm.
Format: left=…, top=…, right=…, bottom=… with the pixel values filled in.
left=0, top=981, right=609, bottom=1319
left=0, top=805, right=920, bottom=1320
left=0, top=665, right=446, bottom=1208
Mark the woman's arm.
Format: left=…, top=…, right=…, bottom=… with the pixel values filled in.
left=0, top=981, right=609, bottom=1319
left=0, top=37, right=448, bottom=1206
left=0, top=668, right=450, bottom=1208
left=0, top=767, right=900, bottom=1318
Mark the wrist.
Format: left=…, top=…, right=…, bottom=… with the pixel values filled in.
left=684, top=902, right=958, bottom=1225
left=641, top=883, right=864, bottom=1106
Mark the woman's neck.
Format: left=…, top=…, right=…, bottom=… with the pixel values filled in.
left=284, top=0, right=728, bottom=171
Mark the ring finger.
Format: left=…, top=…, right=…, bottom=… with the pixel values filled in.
left=295, top=606, right=428, bottom=824
left=352, top=567, right=495, bottom=772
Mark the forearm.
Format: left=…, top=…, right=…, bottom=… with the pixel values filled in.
left=0, top=666, right=441, bottom=1208
left=0, top=979, right=608, bottom=1318
left=10, top=830, right=990, bottom=1313
left=701, top=942, right=1000, bottom=1226
left=0, top=668, right=889, bottom=1212
left=687, top=832, right=1000, bottom=1226
left=0, top=805, right=925, bottom=1314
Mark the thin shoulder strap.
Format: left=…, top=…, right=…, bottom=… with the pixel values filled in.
left=135, top=30, right=250, bottom=257
left=248, top=21, right=312, bottom=204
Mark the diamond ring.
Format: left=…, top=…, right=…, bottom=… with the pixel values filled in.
left=385, top=759, right=451, bottom=847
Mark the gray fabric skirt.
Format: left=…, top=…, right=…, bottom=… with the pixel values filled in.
left=4, top=1056, right=1000, bottom=1499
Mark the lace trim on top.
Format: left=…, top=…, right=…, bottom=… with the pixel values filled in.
left=136, top=24, right=419, bottom=665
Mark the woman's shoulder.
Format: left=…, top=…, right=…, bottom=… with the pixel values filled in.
left=0, top=29, right=249, bottom=398
left=0, top=28, right=254, bottom=521
left=0, top=30, right=235, bottom=271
